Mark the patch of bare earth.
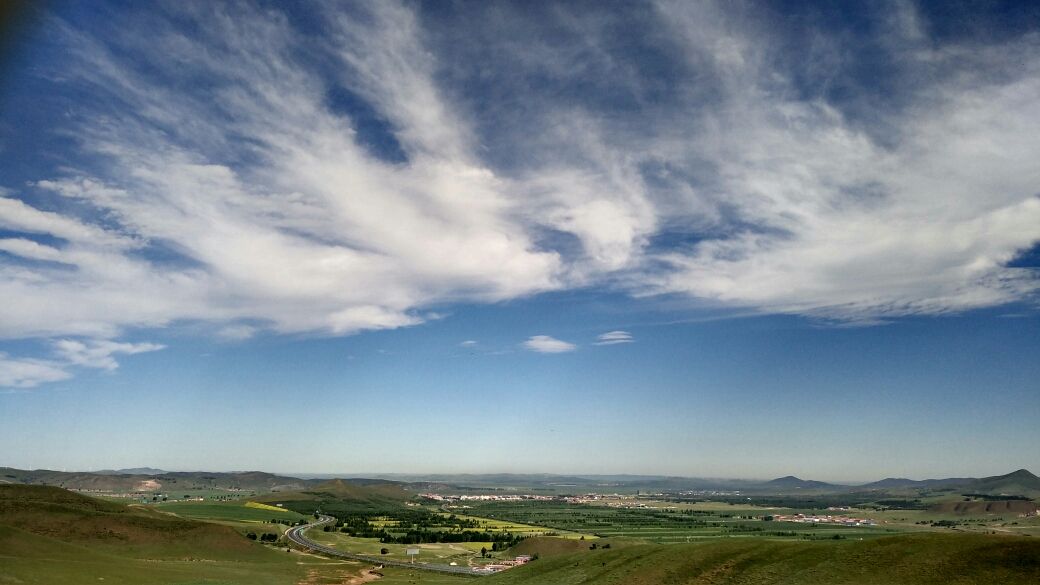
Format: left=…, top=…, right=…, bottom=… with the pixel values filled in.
left=295, top=562, right=381, bottom=585
left=134, top=480, right=161, bottom=491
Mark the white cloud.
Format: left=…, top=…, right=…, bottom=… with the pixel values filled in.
left=633, top=2, right=1040, bottom=321
left=0, top=354, right=72, bottom=388
left=522, top=335, right=577, bottom=353
left=1, top=3, right=564, bottom=347
left=216, top=325, right=259, bottom=341
left=459, top=340, right=478, bottom=347
left=0, top=339, right=165, bottom=389
left=52, top=339, right=165, bottom=370
left=595, top=331, right=634, bottom=345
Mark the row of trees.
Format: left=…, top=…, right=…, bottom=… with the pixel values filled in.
left=246, top=532, right=279, bottom=542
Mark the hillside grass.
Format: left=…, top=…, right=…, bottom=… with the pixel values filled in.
left=256, top=478, right=415, bottom=516
left=155, top=499, right=308, bottom=523
left=0, top=524, right=313, bottom=585
left=465, top=500, right=891, bottom=542
left=0, top=485, right=343, bottom=585
left=487, top=533, right=1040, bottom=585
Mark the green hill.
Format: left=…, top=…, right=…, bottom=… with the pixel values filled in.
left=0, top=484, right=256, bottom=551
left=968, top=469, right=1040, bottom=496
left=0, top=485, right=321, bottom=585
left=256, top=477, right=414, bottom=514
left=488, top=533, right=1040, bottom=585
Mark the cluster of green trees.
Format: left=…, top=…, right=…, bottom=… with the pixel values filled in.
left=246, top=532, right=279, bottom=542
left=268, top=518, right=306, bottom=526
left=872, top=499, right=928, bottom=510
left=331, top=510, right=482, bottom=536
left=478, top=537, right=525, bottom=557
left=324, top=510, right=525, bottom=547
left=376, top=528, right=522, bottom=546
left=961, top=493, right=1031, bottom=501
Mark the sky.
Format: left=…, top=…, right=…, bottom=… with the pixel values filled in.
left=0, top=0, right=1038, bottom=482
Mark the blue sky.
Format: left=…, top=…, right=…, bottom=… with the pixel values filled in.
left=0, top=1, right=1038, bottom=481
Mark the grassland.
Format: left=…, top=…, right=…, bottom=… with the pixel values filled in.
left=465, top=500, right=894, bottom=542
left=155, top=499, right=308, bottom=523
left=4, top=484, right=1039, bottom=585
left=485, top=533, right=1040, bottom=585
left=438, top=512, right=591, bottom=539
left=335, top=532, right=1040, bottom=585
left=0, top=485, right=324, bottom=585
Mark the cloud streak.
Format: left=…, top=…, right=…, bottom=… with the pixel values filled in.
left=595, top=331, right=634, bottom=345
left=522, top=336, right=577, bottom=354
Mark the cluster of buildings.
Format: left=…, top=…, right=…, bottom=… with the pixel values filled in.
left=768, top=513, right=876, bottom=526
left=473, top=555, right=534, bottom=573
left=560, top=494, right=657, bottom=508
left=419, top=493, right=554, bottom=502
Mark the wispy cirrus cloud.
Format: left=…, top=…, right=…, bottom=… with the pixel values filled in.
left=52, top=339, right=164, bottom=371
left=1, top=1, right=1039, bottom=387
left=0, top=354, right=72, bottom=389
left=0, top=338, right=163, bottom=390
left=522, top=335, right=577, bottom=354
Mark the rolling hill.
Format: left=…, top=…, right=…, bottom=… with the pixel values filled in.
left=968, top=469, right=1040, bottom=496
left=0, top=484, right=256, bottom=551
left=762, top=476, right=843, bottom=491
left=490, top=533, right=1040, bottom=584
left=0, top=485, right=319, bottom=585
left=254, top=477, right=415, bottom=514
left=860, top=469, right=1040, bottom=496
left=0, top=467, right=312, bottom=493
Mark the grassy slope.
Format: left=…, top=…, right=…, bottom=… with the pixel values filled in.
left=256, top=478, right=414, bottom=515
left=0, top=524, right=311, bottom=585
left=155, top=500, right=308, bottom=523
left=488, top=533, right=1040, bottom=585
left=0, top=485, right=259, bottom=556
left=931, top=500, right=1038, bottom=515
left=0, top=485, right=317, bottom=585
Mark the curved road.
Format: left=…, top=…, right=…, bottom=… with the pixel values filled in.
left=285, top=515, right=485, bottom=576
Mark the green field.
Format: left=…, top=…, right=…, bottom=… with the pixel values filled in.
left=337, top=532, right=1040, bottom=585
left=466, top=500, right=941, bottom=542
left=439, top=512, right=592, bottom=539
left=155, top=499, right=309, bottom=523
left=486, top=533, right=1040, bottom=585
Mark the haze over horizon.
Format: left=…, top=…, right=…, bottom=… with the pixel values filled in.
left=20, top=466, right=1034, bottom=487
left=1, top=1, right=1039, bottom=482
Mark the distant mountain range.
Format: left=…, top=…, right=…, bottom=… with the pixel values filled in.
left=1, top=467, right=1037, bottom=497
left=0, top=467, right=314, bottom=493
left=94, top=467, right=168, bottom=476
left=854, top=469, right=1040, bottom=494
left=763, top=476, right=841, bottom=490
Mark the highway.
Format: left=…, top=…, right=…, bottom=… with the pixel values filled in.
left=284, top=515, right=485, bottom=576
